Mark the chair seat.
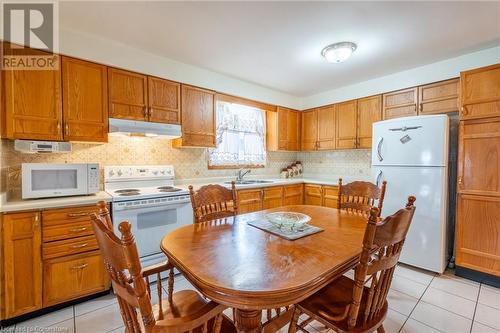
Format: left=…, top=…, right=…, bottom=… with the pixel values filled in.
left=297, top=276, right=388, bottom=333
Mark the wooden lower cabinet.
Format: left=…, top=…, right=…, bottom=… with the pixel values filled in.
left=43, top=251, right=110, bottom=307
left=1, top=212, right=42, bottom=319
left=283, top=184, right=303, bottom=205
left=304, top=184, right=322, bottom=206
left=263, top=187, right=283, bottom=209
left=322, top=186, right=339, bottom=208
left=237, top=189, right=263, bottom=213
left=455, top=194, right=500, bottom=276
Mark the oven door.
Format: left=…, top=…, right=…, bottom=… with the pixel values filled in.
left=112, top=199, right=193, bottom=259
left=21, top=163, right=88, bottom=199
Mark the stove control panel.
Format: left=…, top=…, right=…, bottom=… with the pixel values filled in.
left=104, top=165, right=174, bottom=181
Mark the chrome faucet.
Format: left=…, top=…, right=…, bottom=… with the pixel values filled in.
left=236, top=168, right=251, bottom=182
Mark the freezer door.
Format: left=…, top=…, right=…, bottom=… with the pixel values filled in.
left=371, top=115, right=449, bottom=167
left=372, top=166, right=448, bottom=273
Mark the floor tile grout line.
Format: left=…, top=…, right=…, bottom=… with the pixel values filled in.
left=397, top=274, right=436, bottom=333
left=73, top=305, right=77, bottom=333
left=424, top=284, right=480, bottom=303
left=408, top=317, right=447, bottom=333
left=74, top=300, right=118, bottom=319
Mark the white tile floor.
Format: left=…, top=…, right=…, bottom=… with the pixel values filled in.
left=2, top=264, right=499, bottom=333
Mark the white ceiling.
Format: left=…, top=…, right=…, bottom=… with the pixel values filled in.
left=59, top=1, right=500, bottom=97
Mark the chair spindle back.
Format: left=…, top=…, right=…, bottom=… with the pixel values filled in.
left=189, top=182, right=238, bottom=223
left=337, top=178, right=387, bottom=216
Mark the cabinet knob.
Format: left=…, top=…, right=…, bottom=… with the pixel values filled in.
left=461, top=106, right=468, bottom=116
left=33, top=214, right=40, bottom=229
left=458, top=177, right=463, bottom=186
left=65, top=123, right=69, bottom=135
left=71, top=263, right=88, bottom=270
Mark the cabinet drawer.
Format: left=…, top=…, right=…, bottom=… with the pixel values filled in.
left=43, top=251, right=110, bottom=307
left=43, top=221, right=94, bottom=242
left=43, top=235, right=99, bottom=259
left=42, top=205, right=100, bottom=227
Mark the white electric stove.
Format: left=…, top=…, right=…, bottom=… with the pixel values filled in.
left=104, top=165, right=193, bottom=268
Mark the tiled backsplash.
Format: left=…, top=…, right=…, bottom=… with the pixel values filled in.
left=1, top=136, right=372, bottom=198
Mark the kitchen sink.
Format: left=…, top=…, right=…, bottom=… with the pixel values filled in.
left=224, top=180, right=274, bottom=185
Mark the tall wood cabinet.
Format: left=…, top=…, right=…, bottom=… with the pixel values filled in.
left=455, top=64, right=500, bottom=279
left=173, top=85, right=216, bottom=148
left=62, top=57, right=108, bottom=142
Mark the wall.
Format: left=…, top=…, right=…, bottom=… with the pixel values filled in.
left=0, top=137, right=297, bottom=198
left=297, top=150, right=372, bottom=179
left=301, top=45, right=500, bottom=109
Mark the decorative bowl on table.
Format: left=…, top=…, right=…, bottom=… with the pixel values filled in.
left=265, top=212, right=311, bottom=231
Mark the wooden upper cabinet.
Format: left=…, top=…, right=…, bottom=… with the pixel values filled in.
left=147, top=77, right=181, bottom=124
left=278, top=107, right=289, bottom=150
left=301, top=109, right=318, bottom=151
left=2, top=212, right=42, bottom=318
left=460, top=64, right=500, bottom=120
left=335, top=100, right=357, bottom=149
left=62, top=57, right=108, bottom=142
left=267, top=107, right=300, bottom=151
left=418, top=78, right=459, bottom=115
left=457, top=118, right=500, bottom=197
left=173, top=85, right=215, bottom=147
left=286, top=109, right=301, bottom=151
left=1, top=47, right=62, bottom=140
left=108, top=68, right=148, bottom=121
left=357, top=95, right=382, bottom=149
left=317, top=106, right=335, bottom=150
left=382, top=87, right=418, bottom=120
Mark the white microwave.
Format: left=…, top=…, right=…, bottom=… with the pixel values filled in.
left=21, top=163, right=100, bottom=199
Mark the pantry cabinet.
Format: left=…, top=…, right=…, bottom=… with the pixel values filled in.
left=1, top=45, right=63, bottom=141
left=335, top=100, right=358, bottom=149
left=418, top=78, right=459, bottom=115
left=108, top=68, right=149, bottom=121
left=301, top=109, right=319, bottom=151
left=382, top=87, right=418, bottom=120
left=173, top=85, right=216, bottom=148
left=1, top=204, right=111, bottom=320
left=357, top=95, right=382, bottom=148
left=460, top=64, right=500, bottom=120
left=62, top=57, right=108, bottom=142
left=1, top=212, right=42, bottom=319
left=267, top=107, right=301, bottom=151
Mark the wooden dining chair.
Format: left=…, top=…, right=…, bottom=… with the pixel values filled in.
left=188, top=182, right=238, bottom=223
left=337, top=178, right=387, bottom=216
left=288, top=196, right=416, bottom=333
left=90, top=201, right=234, bottom=333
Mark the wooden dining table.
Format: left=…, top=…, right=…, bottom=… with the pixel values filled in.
left=160, top=205, right=368, bottom=333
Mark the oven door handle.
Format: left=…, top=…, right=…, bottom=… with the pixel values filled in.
left=113, top=200, right=191, bottom=212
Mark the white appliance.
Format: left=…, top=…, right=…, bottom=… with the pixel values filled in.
left=104, top=165, right=192, bottom=268
left=109, top=118, right=181, bottom=138
left=21, top=163, right=99, bottom=199
left=15, top=140, right=72, bottom=153
left=371, top=115, right=449, bottom=273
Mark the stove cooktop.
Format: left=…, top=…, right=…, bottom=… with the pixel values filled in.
left=107, top=186, right=189, bottom=201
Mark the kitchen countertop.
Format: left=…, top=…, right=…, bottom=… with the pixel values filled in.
left=0, top=175, right=372, bottom=213
left=0, top=191, right=112, bottom=213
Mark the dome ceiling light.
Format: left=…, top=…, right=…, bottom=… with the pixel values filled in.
left=321, top=42, right=357, bottom=63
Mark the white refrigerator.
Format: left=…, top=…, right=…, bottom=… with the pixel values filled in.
left=371, top=115, right=449, bottom=273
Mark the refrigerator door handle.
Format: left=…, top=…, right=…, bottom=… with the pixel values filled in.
left=376, top=137, right=384, bottom=162
left=376, top=170, right=383, bottom=186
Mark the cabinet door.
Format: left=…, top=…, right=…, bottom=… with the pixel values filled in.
left=317, top=106, right=335, bottom=150
left=458, top=119, right=500, bottom=197
left=43, top=251, right=110, bottom=307
left=301, top=109, right=318, bottom=151
left=304, top=184, right=322, bottom=206
left=322, top=186, right=339, bottom=208
left=455, top=194, right=500, bottom=276
left=2, top=212, right=42, bottom=318
left=283, top=184, right=303, bottom=205
left=357, top=95, right=382, bottom=149
left=62, top=57, right=108, bottom=142
left=2, top=47, right=62, bottom=140
left=263, top=187, right=283, bottom=209
left=461, top=64, right=500, bottom=120
left=108, top=68, right=148, bottom=121
left=287, top=110, right=301, bottom=151
left=335, top=100, right=357, bottom=149
left=382, top=87, right=418, bottom=120
left=278, top=107, right=288, bottom=150
left=418, top=78, right=459, bottom=115
left=148, top=76, right=181, bottom=124
left=237, top=189, right=263, bottom=213
left=173, top=85, right=215, bottom=147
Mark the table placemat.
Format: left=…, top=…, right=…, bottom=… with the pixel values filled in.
left=247, top=219, right=323, bottom=240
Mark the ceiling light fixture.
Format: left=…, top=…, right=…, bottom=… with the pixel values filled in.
left=321, top=42, right=357, bottom=63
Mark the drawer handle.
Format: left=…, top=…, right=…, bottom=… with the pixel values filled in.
left=71, top=263, right=88, bottom=270
left=70, top=243, right=88, bottom=249
left=67, top=212, right=90, bottom=218
left=69, top=227, right=88, bottom=233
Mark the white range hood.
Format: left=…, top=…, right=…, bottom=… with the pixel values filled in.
left=109, top=118, right=181, bottom=138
